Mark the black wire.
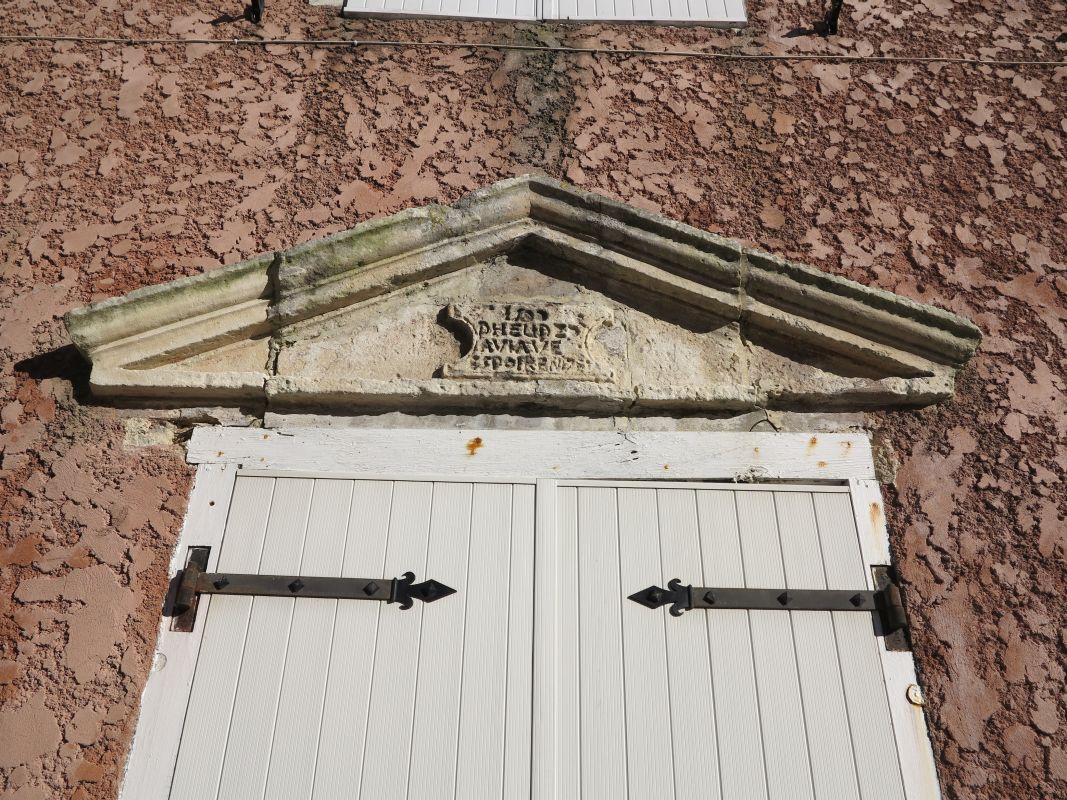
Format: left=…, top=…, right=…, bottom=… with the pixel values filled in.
left=0, top=33, right=1063, bottom=67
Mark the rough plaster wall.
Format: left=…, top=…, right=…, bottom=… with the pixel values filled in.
left=0, top=0, right=1064, bottom=798
left=0, top=373, right=191, bottom=800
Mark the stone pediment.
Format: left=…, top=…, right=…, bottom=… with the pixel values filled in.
left=64, top=176, right=981, bottom=414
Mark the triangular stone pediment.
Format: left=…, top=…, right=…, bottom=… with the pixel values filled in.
left=65, top=176, right=981, bottom=414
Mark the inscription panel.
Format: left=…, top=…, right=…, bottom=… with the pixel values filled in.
left=442, top=303, right=614, bottom=382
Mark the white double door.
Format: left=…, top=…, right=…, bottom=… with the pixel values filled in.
left=159, top=474, right=908, bottom=800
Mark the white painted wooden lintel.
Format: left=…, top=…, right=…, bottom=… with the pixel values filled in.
left=187, top=427, right=874, bottom=481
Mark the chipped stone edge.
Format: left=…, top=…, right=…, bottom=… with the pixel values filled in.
left=89, top=367, right=266, bottom=402
left=263, top=372, right=956, bottom=414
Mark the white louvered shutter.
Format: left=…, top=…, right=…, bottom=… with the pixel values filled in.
left=544, top=0, right=746, bottom=24
left=344, top=0, right=746, bottom=24
left=343, top=0, right=539, bottom=21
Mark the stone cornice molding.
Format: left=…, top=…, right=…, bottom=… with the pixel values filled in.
left=65, top=176, right=981, bottom=412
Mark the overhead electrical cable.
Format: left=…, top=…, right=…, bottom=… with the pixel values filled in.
left=0, top=33, right=1064, bottom=67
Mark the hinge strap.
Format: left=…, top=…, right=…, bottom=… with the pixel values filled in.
left=171, top=546, right=456, bottom=632
left=629, top=575, right=908, bottom=637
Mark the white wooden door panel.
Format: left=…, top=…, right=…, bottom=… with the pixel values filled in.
left=776, top=491, right=862, bottom=800
left=694, top=490, right=767, bottom=800
left=264, top=480, right=353, bottom=800
left=532, top=479, right=560, bottom=800
left=167, top=476, right=534, bottom=800
left=216, top=478, right=316, bottom=800
left=360, top=481, right=435, bottom=798
left=504, top=485, right=536, bottom=797
left=407, top=481, right=473, bottom=799
left=736, top=490, right=815, bottom=800
left=655, top=489, right=721, bottom=799
left=455, top=484, right=522, bottom=798
left=561, top=483, right=911, bottom=800
left=311, top=479, right=394, bottom=800
left=576, top=487, right=627, bottom=799
left=617, top=489, right=674, bottom=799
left=815, top=492, right=907, bottom=800
left=556, top=487, right=582, bottom=797
left=169, top=475, right=278, bottom=800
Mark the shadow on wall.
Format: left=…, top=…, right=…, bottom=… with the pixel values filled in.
left=14, top=345, right=93, bottom=405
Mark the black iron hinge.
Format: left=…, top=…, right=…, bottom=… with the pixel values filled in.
left=171, top=547, right=456, bottom=632
left=246, top=0, right=264, bottom=23
left=629, top=566, right=908, bottom=645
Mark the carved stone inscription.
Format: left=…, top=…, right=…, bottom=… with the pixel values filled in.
left=442, top=303, right=613, bottom=381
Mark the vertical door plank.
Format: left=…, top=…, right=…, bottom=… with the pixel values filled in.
left=735, top=491, right=815, bottom=800
left=454, top=484, right=515, bottom=798
left=406, top=482, right=474, bottom=799
left=359, top=481, right=436, bottom=799
left=695, top=490, right=767, bottom=800
left=217, top=478, right=316, bottom=800
left=774, top=492, right=861, bottom=800
left=556, top=487, right=581, bottom=798
left=532, top=479, right=559, bottom=800
left=503, top=484, right=536, bottom=798
left=722, top=0, right=746, bottom=21
left=170, top=476, right=276, bottom=800
left=618, top=487, right=674, bottom=800
left=814, top=493, right=906, bottom=800
left=312, top=480, right=394, bottom=799
left=123, top=465, right=237, bottom=800
left=655, top=489, right=721, bottom=800
left=576, top=487, right=628, bottom=800
left=263, top=479, right=355, bottom=800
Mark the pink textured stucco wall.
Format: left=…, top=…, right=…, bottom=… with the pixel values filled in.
left=1, top=0, right=1064, bottom=797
